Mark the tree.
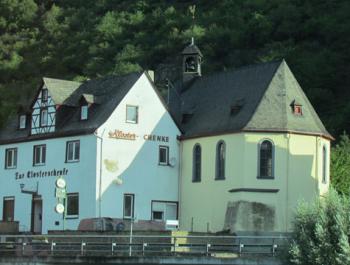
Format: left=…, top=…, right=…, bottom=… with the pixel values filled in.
left=288, top=189, right=350, bottom=265
left=331, top=133, right=350, bottom=196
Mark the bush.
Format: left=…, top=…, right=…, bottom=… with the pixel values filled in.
left=288, top=189, right=350, bottom=265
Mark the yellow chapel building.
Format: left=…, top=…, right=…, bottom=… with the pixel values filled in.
left=168, top=41, right=332, bottom=233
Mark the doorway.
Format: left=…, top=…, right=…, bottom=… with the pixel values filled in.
left=31, top=196, right=42, bottom=234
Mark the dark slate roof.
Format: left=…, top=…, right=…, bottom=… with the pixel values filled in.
left=169, top=60, right=332, bottom=139
left=182, top=44, right=203, bottom=57
left=0, top=72, right=142, bottom=143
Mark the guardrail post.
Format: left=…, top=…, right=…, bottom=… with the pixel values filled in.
left=112, top=242, right=116, bottom=256
left=206, top=243, right=211, bottom=256
left=239, top=240, right=244, bottom=257
left=272, top=239, right=277, bottom=257
left=81, top=241, right=86, bottom=256
left=51, top=241, right=56, bottom=255
left=173, top=237, right=177, bottom=254
left=142, top=243, right=147, bottom=256
left=22, top=242, right=26, bottom=256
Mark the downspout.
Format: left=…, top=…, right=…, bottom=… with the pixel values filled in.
left=285, top=133, right=290, bottom=231
left=177, top=136, right=183, bottom=226
left=94, top=129, right=106, bottom=218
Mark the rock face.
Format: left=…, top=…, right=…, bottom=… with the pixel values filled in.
left=224, top=201, right=275, bottom=232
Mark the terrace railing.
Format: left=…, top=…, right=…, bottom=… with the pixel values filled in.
left=0, top=234, right=290, bottom=257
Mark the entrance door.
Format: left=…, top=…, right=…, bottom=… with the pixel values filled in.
left=3, top=197, right=15, bottom=221
left=31, top=196, right=42, bottom=234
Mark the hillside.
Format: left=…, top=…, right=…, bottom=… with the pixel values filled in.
left=0, top=0, right=349, bottom=138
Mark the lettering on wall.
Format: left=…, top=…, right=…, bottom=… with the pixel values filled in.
left=108, top=130, right=169, bottom=143
left=15, top=168, right=69, bottom=180
left=108, top=130, right=136, bottom=140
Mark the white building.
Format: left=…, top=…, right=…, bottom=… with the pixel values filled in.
left=0, top=72, right=180, bottom=233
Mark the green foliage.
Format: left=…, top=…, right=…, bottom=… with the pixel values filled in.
left=0, top=0, right=349, bottom=137
left=331, top=133, right=350, bottom=195
left=289, top=189, right=350, bottom=265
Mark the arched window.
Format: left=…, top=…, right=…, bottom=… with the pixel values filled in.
left=322, top=145, right=327, bottom=184
left=258, top=140, right=274, bottom=178
left=192, top=144, right=201, bottom=182
left=215, top=141, right=226, bottom=180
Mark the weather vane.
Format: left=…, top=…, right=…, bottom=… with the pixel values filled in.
left=189, top=5, right=196, bottom=44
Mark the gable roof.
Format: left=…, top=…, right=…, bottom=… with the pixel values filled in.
left=42, top=77, right=82, bottom=106
left=169, top=60, right=332, bottom=140
left=0, top=72, right=143, bottom=144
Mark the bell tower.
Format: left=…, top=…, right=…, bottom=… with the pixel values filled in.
left=182, top=38, right=203, bottom=84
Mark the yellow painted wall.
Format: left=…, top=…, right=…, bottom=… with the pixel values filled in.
left=179, top=132, right=330, bottom=233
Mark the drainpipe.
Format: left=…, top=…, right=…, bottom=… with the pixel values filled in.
left=94, top=129, right=106, bottom=218
left=285, top=133, right=290, bottom=231
left=177, top=136, right=183, bottom=227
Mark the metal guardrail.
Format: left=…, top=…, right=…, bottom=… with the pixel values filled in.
left=0, top=234, right=290, bottom=257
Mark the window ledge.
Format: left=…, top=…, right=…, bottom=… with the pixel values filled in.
left=65, top=160, right=80, bottom=164
left=65, top=215, right=79, bottom=220
left=214, top=178, right=226, bottom=181
left=257, top=176, right=275, bottom=180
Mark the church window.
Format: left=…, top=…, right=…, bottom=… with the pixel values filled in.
left=215, top=141, right=226, bottom=180
left=192, top=144, right=201, bottom=182
left=258, top=140, right=274, bottom=179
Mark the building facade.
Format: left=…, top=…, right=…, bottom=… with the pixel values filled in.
left=0, top=73, right=180, bottom=233
left=0, top=42, right=332, bottom=234
left=169, top=46, right=332, bottom=233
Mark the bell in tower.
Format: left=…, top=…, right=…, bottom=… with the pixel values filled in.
left=182, top=38, right=203, bottom=84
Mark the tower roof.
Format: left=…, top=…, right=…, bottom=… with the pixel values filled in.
left=182, top=39, right=203, bottom=57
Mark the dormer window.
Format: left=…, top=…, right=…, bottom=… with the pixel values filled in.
left=81, top=105, right=88, bottom=120
left=40, top=108, right=48, bottom=127
left=42, top=89, right=48, bottom=103
left=291, top=100, right=303, bottom=116
left=19, top=115, right=26, bottom=129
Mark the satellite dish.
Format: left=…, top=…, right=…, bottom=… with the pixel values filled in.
left=169, top=157, right=177, bottom=167
left=55, top=203, right=65, bottom=214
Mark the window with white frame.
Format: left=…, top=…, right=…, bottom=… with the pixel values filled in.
left=126, top=105, right=138, bottom=123
left=66, top=140, right=80, bottom=162
left=66, top=193, right=79, bottom=218
left=5, top=148, right=17, bottom=169
left=158, top=146, right=169, bottom=165
left=40, top=108, right=48, bottom=127
left=19, top=115, right=26, bottom=129
left=33, top=145, right=46, bottom=166
left=123, top=194, right=134, bottom=219
left=80, top=105, right=88, bottom=120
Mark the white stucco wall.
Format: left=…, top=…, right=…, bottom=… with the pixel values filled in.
left=0, top=135, right=97, bottom=233
left=95, top=73, right=181, bottom=221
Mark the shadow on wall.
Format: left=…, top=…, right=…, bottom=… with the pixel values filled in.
left=97, top=113, right=178, bottom=223
left=222, top=146, right=318, bottom=233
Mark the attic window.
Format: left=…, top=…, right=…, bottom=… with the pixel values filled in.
left=294, top=105, right=302, bottom=115
left=291, top=100, right=302, bottom=116
left=81, top=105, right=88, bottom=120
left=230, top=99, right=245, bottom=116
left=42, top=89, right=48, bottom=103
left=182, top=113, right=193, bottom=124
left=19, top=115, right=26, bottom=129
left=230, top=105, right=242, bottom=115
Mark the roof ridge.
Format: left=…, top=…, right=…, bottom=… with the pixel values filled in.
left=43, top=77, right=82, bottom=85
